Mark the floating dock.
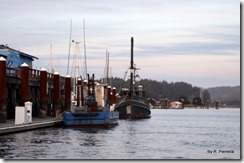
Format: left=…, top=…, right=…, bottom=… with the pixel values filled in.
left=0, top=117, right=63, bottom=135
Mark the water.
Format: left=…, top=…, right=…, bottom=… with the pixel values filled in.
left=0, top=108, right=240, bottom=159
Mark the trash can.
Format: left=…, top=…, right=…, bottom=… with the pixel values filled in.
left=25, top=101, right=32, bottom=123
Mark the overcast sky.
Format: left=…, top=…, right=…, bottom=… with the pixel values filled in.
left=0, top=0, right=240, bottom=88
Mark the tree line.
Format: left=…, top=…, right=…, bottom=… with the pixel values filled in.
left=102, top=77, right=211, bottom=105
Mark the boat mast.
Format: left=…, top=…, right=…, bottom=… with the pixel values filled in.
left=107, top=50, right=109, bottom=84
left=50, top=43, right=54, bottom=73
left=67, top=19, right=72, bottom=75
left=83, top=19, right=87, bottom=78
left=110, top=67, right=112, bottom=86
left=130, top=37, right=134, bottom=94
left=72, top=40, right=81, bottom=94
left=103, top=49, right=110, bottom=84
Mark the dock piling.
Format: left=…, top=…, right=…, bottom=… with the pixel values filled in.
left=215, top=100, right=219, bottom=109
left=53, top=72, right=61, bottom=117
left=65, top=75, right=71, bottom=112
left=20, top=63, right=30, bottom=105
left=77, top=78, right=82, bottom=107
left=0, top=57, right=7, bottom=123
left=107, top=86, right=111, bottom=105
left=39, top=68, right=48, bottom=118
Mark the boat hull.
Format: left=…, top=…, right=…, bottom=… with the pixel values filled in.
left=115, top=96, right=151, bottom=119
left=63, top=111, right=119, bottom=128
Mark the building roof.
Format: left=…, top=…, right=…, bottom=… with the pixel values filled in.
left=0, top=44, right=39, bottom=60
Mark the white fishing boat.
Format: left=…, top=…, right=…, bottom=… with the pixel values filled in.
left=169, top=101, right=184, bottom=109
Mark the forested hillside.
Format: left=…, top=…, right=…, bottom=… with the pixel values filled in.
left=99, top=77, right=240, bottom=107
left=207, top=86, right=240, bottom=107
left=102, top=77, right=210, bottom=105
left=97, top=77, right=240, bottom=107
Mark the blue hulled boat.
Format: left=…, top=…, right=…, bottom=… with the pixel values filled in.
left=63, top=74, right=119, bottom=128
left=63, top=110, right=119, bottom=128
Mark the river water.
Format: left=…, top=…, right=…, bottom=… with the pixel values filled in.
left=0, top=108, right=240, bottom=160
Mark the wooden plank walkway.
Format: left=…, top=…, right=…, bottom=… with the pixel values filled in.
left=0, top=117, right=63, bottom=135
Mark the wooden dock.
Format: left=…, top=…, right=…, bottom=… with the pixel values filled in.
left=0, top=56, right=71, bottom=125
left=0, top=117, right=63, bottom=135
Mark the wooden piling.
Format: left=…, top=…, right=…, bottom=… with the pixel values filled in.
left=83, top=79, right=88, bottom=98
left=20, top=63, right=30, bottom=105
left=77, top=78, right=82, bottom=107
left=92, top=74, right=95, bottom=96
left=39, top=68, right=47, bottom=118
left=180, top=98, right=185, bottom=109
left=111, top=87, right=116, bottom=105
left=53, top=72, right=61, bottom=117
left=0, top=57, right=7, bottom=123
left=65, top=75, right=71, bottom=112
left=81, top=77, right=84, bottom=106
left=107, top=86, right=112, bottom=105
left=215, top=100, right=219, bottom=109
left=164, top=98, right=168, bottom=109
left=206, top=100, right=209, bottom=109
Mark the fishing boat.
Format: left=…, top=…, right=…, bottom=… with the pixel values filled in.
left=114, top=37, right=151, bottom=119
left=63, top=74, right=119, bottom=128
left=63, top=20, right=119, bottom=128
left=169, top=101, right=184, bottom=109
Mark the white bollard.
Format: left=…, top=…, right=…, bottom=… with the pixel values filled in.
left=25, top=101, right=32, bottom=123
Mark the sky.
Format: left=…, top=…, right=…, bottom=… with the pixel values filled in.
left=0, top=0, right=240, bottom=89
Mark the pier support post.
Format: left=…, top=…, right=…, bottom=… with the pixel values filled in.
left=111, top=87, right=116, bottom=105
left=215, top=100, right=219, bottom=109
left=53, top=72, right=61, bottom=117
left=0, top=57, right=7, bottom=123
left=39, top=68, right=47, bottom=118
left=81, top=78, right=84, bottom=106
left=20, top=63, right=30, bottom=106
left=164, top=98, right=168, bottom=109
left=107, top=86, right=111, bottom=105
left=77, top=78, right=82, bottom=107
left=83, top=80, right=88, bottom=98
left=180, top=98, right=185, bottom=109
left=65, top=75, right=71, bottom=112
left=160, top=99, right=163, bottom=109
left=206, top=100, right=209, bottom=109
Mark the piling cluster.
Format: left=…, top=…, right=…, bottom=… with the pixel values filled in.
left=0, top=57, right=72, bottom=123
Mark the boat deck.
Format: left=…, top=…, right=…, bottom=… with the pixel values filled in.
left=0, top=117, right=63, bottom=135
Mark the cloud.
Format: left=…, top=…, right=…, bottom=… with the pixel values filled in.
left=0, top=0, right=240, bottom=88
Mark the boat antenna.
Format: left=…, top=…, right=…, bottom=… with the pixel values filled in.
left=103, top=49, right=109, bottom=84
left=67, top=19, right=72, bottom=75
left=58, top=57, right=60, bottom=73
left=110, top=67, right=112, bottom=87
left=83, top=19, right=87, bottom=78
left=50, top=43, right=54, bottom=73
left=130, top=37, right=134, bottom=93
left=130, top=37, right=134, bottom=69
left=107, top=50, right=109, bottom=85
